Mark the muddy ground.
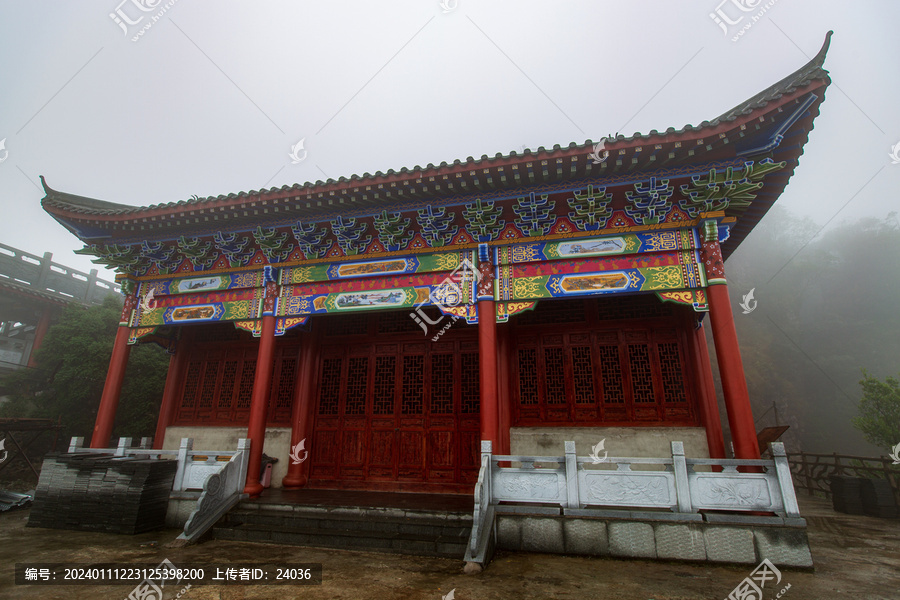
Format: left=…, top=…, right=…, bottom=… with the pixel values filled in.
left=0, top=496, right=897, bottom=600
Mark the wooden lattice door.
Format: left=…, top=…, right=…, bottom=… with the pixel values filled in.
left=308, top=314, right=479, bottom=492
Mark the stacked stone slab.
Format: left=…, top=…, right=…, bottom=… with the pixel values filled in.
left=28, top=453, right=177, bottom=534
left=860, top=479, right=899, bottom=518
left=829, top=476, right=866, bottom=515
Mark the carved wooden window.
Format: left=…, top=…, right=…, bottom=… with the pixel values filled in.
left=628, top=344, right=656, bottom=403
left=571, top=346, right=594, bottom=404
left=658, top=341, right=686, bottom=403
left=180, top=361, right=202, bottom=409
left=317, top=357, right=343, bottom=416
left=460, top=352, right=480, bottom=414
left=217, top=360, right=239, bottom=409
left=543, top=347, right=567, bottom=405
left=430, top=354, right=454, bottom=414
left=345, top=357, right=368, bottom=415
left=269, top=347, right=299, bottom=423
left=512, top=297, right=696, bottom=426
left=235, top=360, right=255, bottom=409
left=596, top=345, right=624, bottom=404
left=373, top=356, right=396, bottom=415
left=402, top=354, right=425, bottom=415
left=516, top=348, right=539, bottom=405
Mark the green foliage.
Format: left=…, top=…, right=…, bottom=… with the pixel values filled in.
left=851, top=371, right=900, bottom=451
left=0, top=296, right=170, bottom=443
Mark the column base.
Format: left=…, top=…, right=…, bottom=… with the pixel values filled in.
left=243, top=481, right=264, bottom=498
left=281, top=474, right=308, bottom=489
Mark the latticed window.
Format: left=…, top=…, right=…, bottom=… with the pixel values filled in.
left=175, top=334, right=301, bottom=426
left=512, top=297, right=696, bottom=425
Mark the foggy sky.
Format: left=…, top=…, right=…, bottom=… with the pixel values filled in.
left=1, top=1, right=898, bottom=277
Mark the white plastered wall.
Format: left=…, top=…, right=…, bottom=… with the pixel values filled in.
left=163, top=426, right=293, bottom=488
left=510, top=426, right=711, bottom=460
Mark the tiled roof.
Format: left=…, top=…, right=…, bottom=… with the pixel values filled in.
left=41, top=33, right=832, bottom=222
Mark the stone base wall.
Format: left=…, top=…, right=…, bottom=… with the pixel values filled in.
left=496, top=512, right=813, bottom=568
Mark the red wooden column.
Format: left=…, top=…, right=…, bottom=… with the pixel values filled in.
left=476, top=249, right=500, bottom=448
left=26, top=307, right=54, bottom=368
left=496, top=320, right=512, bottom=455
left=692, top=319, right=726, bottom=459
left=244, top=278, right=280, bottom=497
left=90, top=295, right=137, bottom=448
left=701, top=219, right=759, bottom=460
left=283, top=324, right=318, bottom=488
left=153, top=334, right=188, bottom=450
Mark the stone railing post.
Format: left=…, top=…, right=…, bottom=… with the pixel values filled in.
left=671, top=441, right=693, bottom=513
left=172, top=438, right=193, bottom=492
left=115, top=437, right=132, bottom=457
left=236, top=438, right=251, bottom=485
left=481, top=440, right=493, bottom=505
left=564, top=441, right=579, bottom=509
left=139, top=437, right=152, bottom=449
left=771, top=442, right=800, bottom=517
left=68, top=437, right=85, bottom=453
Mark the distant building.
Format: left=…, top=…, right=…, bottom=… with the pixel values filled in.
left=41, top=35, right=831, bottom=499
left=0, top=243, right=119, bottom=374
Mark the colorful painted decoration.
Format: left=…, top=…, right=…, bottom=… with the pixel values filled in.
left=463, top=198, right=504, bottom=242
left=290, top=221, right=331, bottom=259
left=177, top=236, right=216, bottom=270
left=678, top=159, right=786, bottom=217
left=512, top=192, right=557, bottom=237
left=75, top=243, right=141, bottom=272
left=567, top=184, right=612, bottom=231
left=416, top=205, right=457, bottom=247
left=625, top=177, right=674, bottom=225
left=213, top=231, right=254, bottom=267
left=373, top=210, right=414, bottom=251
left=253, top=226, right=293, bottom=264
left=139, top=241, right=177, bottom=275
left=330, top=216, right=371, bottom=255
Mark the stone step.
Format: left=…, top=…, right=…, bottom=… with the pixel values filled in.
left=213, top=503, right=473, bottom=559
left=213, top=521, right=469, bottom=558
left=223, top=508, right=472, bottom=539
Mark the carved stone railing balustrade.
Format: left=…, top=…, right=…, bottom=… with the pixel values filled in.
left=464, top=440, right=801, bottom=567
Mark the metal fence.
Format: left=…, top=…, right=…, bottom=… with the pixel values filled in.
left=788, top=451, right=900, bottom=502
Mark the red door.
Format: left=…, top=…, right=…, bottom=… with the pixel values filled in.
left=308, top=312, right=479, bottom=493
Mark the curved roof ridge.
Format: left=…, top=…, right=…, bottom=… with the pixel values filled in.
left=40, top=32, right=833, bottom=216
